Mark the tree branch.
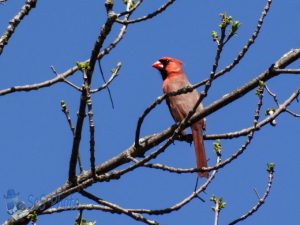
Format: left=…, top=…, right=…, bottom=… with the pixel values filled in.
left=80, top=191, right=161, bottom=225
left=228, top=165, right=274, bottom=225
left=0, top=0, right=37, bottom=55
left=2, top=47, right=300, bottom=225
left=117, top=0, right=176, bottom=24
left=68, top=2, right=117, bottom=183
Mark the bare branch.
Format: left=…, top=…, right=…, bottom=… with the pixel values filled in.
left=0, top=66, right=78, bottom=96
left=274, top=68, right=300, bottom=74
left=266, top=82, right=300, bottom=118
left=118, top=0, right=144, bottom=16
left=80, top=191, right=161, bottom=225
left=97, top=60, right=114, bottom=108
left=50, top=66, right=81, bottom=91
left=3, top=42, right=300, bottom=225
left=202, top=89, right=299, bottom=173
left=60, top=100, right=84, bottom=173
left=91, top=62, right=121, bottom=93
left=82, top=70, right=96, bottom=178
left=142, top=88, right=299, bottom=175
left=68, top=3, right=117, bottom=183
left=74, top=210, right=83, bottom=225
left=41, top=159, right=218, bottom=218
left=128, top=156, right=220, bottom=216
left=117, top=0, right=176, bottom=24
left=184, top=0, right=272, bottom=92
left=215, top=0, right=272, bottom=77
left=0, top=0, right=37, bottom=55
left=0, top=7, right=126, bottom=97
left=228, top=165, right=274, bottom=225
left=42, top=204, right=113, bottom=214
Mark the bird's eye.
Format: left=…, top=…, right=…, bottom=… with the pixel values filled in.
left=159, top=59, right=170, bottom=67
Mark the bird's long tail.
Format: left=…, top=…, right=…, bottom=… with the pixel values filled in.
left=191, top=124, right=208, bottom=178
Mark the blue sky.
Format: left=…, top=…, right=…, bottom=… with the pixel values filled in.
left=0, top=1, right=300, bottom=225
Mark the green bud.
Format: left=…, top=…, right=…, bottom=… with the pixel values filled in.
left=211, top=30, right=218, bottom=42
left=86, top=222, right=96, bottom=225
left=60, top=100, right=66, bottom=109
left=210, top=196, right=216, bottom=202
left=210, top=195, right=226, bottom=212
left=267, top=162, right=275, bottom=173
left=76, top=61, right=90, bottom=70
left=258, top=80, right=265, bottom=88
left=255, top=82, right=264, bottom=95
left=111, top=62, right=122, bottom=73
left=27, top=211, right=37, bottom=222
left=230, top=21, right=240, bottom=35
left=265, top=107, right=276, bottom=116
left=218, top=13, right=233, bottom=29
left=123, top=0, right=135, bottom=9
left=106, top=0, right=114, bottom=5
left=213, top=140, right=222, bottom=156
left=220, top=202, right=226, bottom=209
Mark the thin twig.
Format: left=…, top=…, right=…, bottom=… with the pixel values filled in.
left=285, top=109, right=300, bottom=117
left=117, top=0, right=176, bottom=24
left=201, top=89, right=299, bottom=173
left=253, top=188, right=260, bottom=199
left=80, top=191, right=161, bottom=225
left=182, top=0, right=272, bottom=92
left=74, top=209, right=83, bottom=225
left=215, top=0, right=272, bottom=78
left=0, top=4, right=127, bottom=97
left=97, top=60, right=114, bottom=108
left=0, top=0, right=37, bottom=55
left=41, top=160, right=217, bottom=218
left=273, top=68, right=300, bottom=74
left=228, top=166, right=274, bottom=225
left=127, top=156, right=220, bottom=216
left=91, top=62, right=121, bottom=93
left=61, top=100, right=84, bottom=173
left=118, top=0, right=144, bottom=16
left=0, top=66, right=78, bottom=96
left=42, top=204, right=114, bottom=214
left=266, top=83, right=300, bottom=118
left=50, top=66, right=81, bottom=91
left=265, top=84, right=279, bottom=106
left=214, top=201, right=220, bottom=225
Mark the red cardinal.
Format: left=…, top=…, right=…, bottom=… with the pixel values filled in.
left=152, top=56, right=208, bottom=178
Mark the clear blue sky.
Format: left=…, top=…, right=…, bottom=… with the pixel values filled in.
left=0, top=1, right=300, bottom=225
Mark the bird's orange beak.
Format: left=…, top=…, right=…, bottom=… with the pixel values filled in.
left=152, top=61, right=163, bottom=70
